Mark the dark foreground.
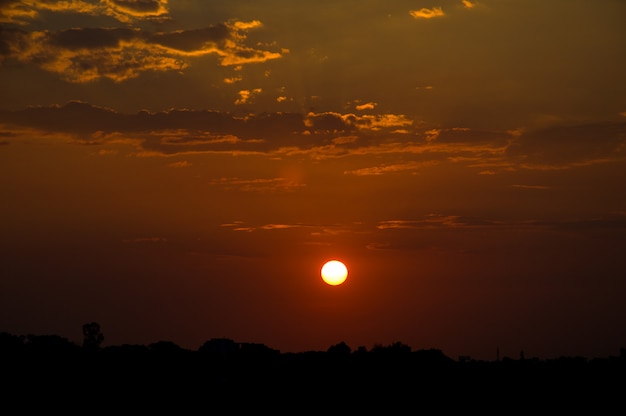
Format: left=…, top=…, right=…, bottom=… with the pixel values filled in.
left=2, top=333, right=625, bottom=413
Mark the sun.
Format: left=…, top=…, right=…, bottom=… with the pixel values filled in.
left=321, top=260, right=348, bottom=286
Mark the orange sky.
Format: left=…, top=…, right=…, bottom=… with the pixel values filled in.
left=1, top=0, right=626, bottom=361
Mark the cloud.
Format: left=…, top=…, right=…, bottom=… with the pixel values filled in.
left=0, top=19, right=283, bottom=82
left=222, top=221, right=313, bottom=232
left=304, top=112, right=413, bottom=133
left=0, top=100, right=510, bottom=165
left=148, top=25, right=231, bottom=52
left=354, top=114, right=414, bottom=131
left=512, top=184, right=551, bottom=190
left=209, top=177, right=305, bottom=193
left=123, top=236, right=168, bottom=243
left=2, top=101, right=623, bottom=176
left=105, top=0, right=170, bottom=22
left=235, top=88, right=262, bottom=105
left=220, top=221, right=362, bottom=240
left=0, top=1, right=38, bottom=25
left=505, top=122, right=626, bottom=169
left=0, top=0, right=170, bottom=24
left=409, top=7, right=444, bottom=19
left=224, top=75, right=242, bottom=84
left=345, top=161, right=437, bottom=176
left=376, top=216, right=497, bottom=230
left=377, top=213, right=626, bottom=234
left=365, top=212, right=626, bottom=254
left=166, top=160, right=191, bottom=168
left=355, top=102, right=376, bottom=111
left=259, top=224, right=302, bottom=230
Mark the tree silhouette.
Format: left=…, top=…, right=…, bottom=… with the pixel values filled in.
left=82, top=322, right=104, bottom=352
left=327, top=341, right=351, bottom=356
left=0, top=332, right=25, bottom=354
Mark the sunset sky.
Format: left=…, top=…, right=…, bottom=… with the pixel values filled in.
left=1, top=0, right=626, bottom=361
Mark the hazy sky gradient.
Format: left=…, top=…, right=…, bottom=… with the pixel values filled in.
left=1, top=0, right=625, bottom=360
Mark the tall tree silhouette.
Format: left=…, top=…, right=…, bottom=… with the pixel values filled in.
left=327, top=341, right=351, bottom=356
left=82, top=322, right=104, bottom=351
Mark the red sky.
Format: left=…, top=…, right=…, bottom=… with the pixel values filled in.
left=1, top=0, right=626, bottom=361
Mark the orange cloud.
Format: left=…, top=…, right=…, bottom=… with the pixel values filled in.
left=104, top=0, right=170, bottom=22
left=1, top=20, right=283, bottom=82
left=462, top=0, right=476, bottom=9
left=235, top=89, right=263, bottom=105
left=345, top=161, right=433, bottom=176
left=0, top=0, right=170, bottom=25
left=409, top=7, right=444, bottom=19
left=2, top=102, right=624, bottom=173
left=355, top=102, right=376, bottom=111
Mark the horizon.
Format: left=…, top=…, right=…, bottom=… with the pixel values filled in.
left=1, top=0, right=625, bottom=363
left=3, top=325, right=626, bottom=362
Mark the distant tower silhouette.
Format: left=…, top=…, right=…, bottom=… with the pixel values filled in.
left=496, top=346, right=500, bottom=361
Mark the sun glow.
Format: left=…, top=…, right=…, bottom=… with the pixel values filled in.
left=321, top=260, right=348, bottom=286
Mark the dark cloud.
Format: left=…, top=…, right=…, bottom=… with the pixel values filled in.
left=377, top=215, right=505, bottom=230
left=0, top=101, right=566, bottom=161
left=0, top=101, right=312, bottom=153
left=148, top=25, right=230, bottom=51
left=538, top=216, right=626, bottom=233
left=305, top=112, right=352, bottom=133
left=506, top=122, right=626, bottom=167
left=0, top=0, right=170, bottom=24
left=0, top=25, right=25, bottom=61
left=8, top=102, right=623, bottom=173
left=0, top=15, right=282, bottom=81
left=48, top=27, right=139, bottom=50
left=109, top=0, right=165, bottom=14
left=427, top=127, right=511, bottom=146
left=0, top=101, right=412, bottom=156
left=376, top=214, right=626, bottom=241
left=0, top=101, right=122, bottom=134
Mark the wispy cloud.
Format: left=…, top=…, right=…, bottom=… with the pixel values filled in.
left=123, top=236, right=168, bottom=244
left=345, top=161, right=437, bottom=176
left=1, top=102, right=624, bottom=173
left=512, top=184, right=551, bottom=190
left=376, top=213, right=626, bottom=234
left=209, top=177, right=305, bottom=193
left=166, top=160, right=191, bottom=168
left=221, top=221, right=312, bottom=232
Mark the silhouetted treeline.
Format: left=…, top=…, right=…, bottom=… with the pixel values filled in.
left=1, top=324, right=625, bottom=412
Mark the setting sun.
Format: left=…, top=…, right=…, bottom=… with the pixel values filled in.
left=321, top=260, right=348, bottom=286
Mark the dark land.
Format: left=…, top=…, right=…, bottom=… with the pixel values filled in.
left=1, top=323, right=625, bottom=413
